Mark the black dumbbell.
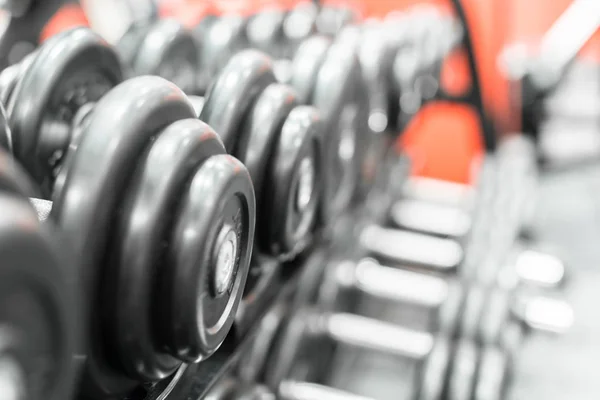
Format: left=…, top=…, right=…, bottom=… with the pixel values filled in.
left=185, top=7, right=367, bottom=223
left=114, top=21, right=324, bottom=322
left=0, top=28, right=255, bottom=399
left=0, top=28, right=123, bottom=196
left=117, top=18, right=199, bottom=94
left=197, top=50, right=322, bottom=324
left=0, top=148, right=78, bottom=400
left=280, top=1, right=319, bottom=58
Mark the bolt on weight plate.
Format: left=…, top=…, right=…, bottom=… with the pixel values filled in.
left=3, top=27, right=123, bottom=197
left=118, top=19, right=199, bottom=94
left=0, top=155, right=78, bottom=400
left=262, top=105, right=322, bottom=257
left=48, top=76, right=254, bottom=396
left=234, top=83, right=299, bottom=256
left=309, top=37, right=363, bottom=225
left=290, top=35, right=330, bottom=104
left=200, top=14, right=249, bottom=87
left=200, top=49, right=277, bottom=152
left=246, top=8, right=286, bottom=57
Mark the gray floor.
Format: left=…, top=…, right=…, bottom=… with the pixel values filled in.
left=327, top=164, right=600, bottom=399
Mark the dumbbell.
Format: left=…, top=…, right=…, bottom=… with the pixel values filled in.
left=0, top=28, right=255, bottom=399
left=248, top=300, right=509, bottom=400
left=114, top=15, right=325, bottom=312
left=0, top=148, right=79, bottom=400
left=323, top=257, right=571, bottom=346
left=117, top=18, right=199, bottom=93
left=130, top=12, right=366, bottom=226
left=117, top=29, right=323, bottom=319
left=199, top=46, right=365, bottom=232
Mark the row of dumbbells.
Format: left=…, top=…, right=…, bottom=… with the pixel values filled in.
left=184, top=2, right=573, bottom=394
left=0, top=4, right=571, bottom=400
left=197, top=157, right=572, bottom=400
left=0, top=3, right=452, bottom=399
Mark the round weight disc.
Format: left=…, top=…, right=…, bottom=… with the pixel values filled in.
left=478, top=288, right=511, bottom=347
left=161, top=153, right=255, bottom=362
left=0, top=195, right=77, bottom=400
left=235, top=83, right=298, bottom=252
left=291, top=248, right=330, bottom=312
left=7, top=28, right=123, bottom=194
left=52, top=76, right=196, bottom=395
left=0, top=102, right=12, bottom=153
left=311, top=38, right=362, bottom=224
left=283, top=2, right=318, bottom=57
left=414, top=335, right=451, bottom=400
left=246, top=9, right=285, bottom=56
left=459, top=283, right=486, bottom=343
left=264, top=309, right=330, bottom=391
left=473, top=346, right=510, bottom=400
left=446, top=340, right=479, bottom=400
left=200, top=15, right=248, bottom=85
left=116, top=22, right=155, bottom=72
left=290, top=36, right=330, bottom=104
left=109, top=119, right=226, bottom=378
left=200, top=49, right=276, bottom=152
left=192, top=15, right=219, bottom=94
left=237, top=302, right=287, bottom=383
left=134, top=19, right=199, bottom=94
left=264, top=105, right=321, bottom=256
left=435, top=280, right=465, bottom=336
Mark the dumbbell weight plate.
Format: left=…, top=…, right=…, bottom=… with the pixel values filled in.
left=200, top=14, right=249, bottom=87
left=413, top=335, right=451, bottom=400
left=117, top=21, right=155, bottom=72
left=52, top=76, right=254, bottom=394
left=290, top=36, right=330, bottom=104
left=235, top=83, right=297, bottom=253
left=263, top=105, right=321, bottom=256
left=446, top=340, right=479, bottom=400
left=474, top=347, right=510, bottom=400
left=191, top=14, right=219, bottom=94
left=0, top=155, right=78, bottom=400
left=237, top=302, right=287, bottom=383
left=282, top=2, right=318, bottom=58
left=200, top=50, right=277, bottom=152
left=106, top=118, right=247, bottom=369
left=264, top=309, right=335, bottom=391
left=311, top=38, right=363, bottom=224
left=6, top=28, right=123, bottom=195
left=159, top=153, right=254, bottom=359
left=124, top=19, right=199, bottom=94
left=246, top=8, right=286, bottom=56
left=0, top=101, right=12, bottom=153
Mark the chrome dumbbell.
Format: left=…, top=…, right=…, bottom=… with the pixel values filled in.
left=260, top=306, right=509, bottom=400
left=333, top=259, right=572, bottom=344
left=296, top=248, right=571, bottom=351
left=360, top=223, right=566, bottom=288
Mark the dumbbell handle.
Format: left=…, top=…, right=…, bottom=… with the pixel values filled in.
left=344, top=259, right=573, bottom=334
left=360, top=224, right=463, bottom=270
left=361, top=224, right=566, bottom=289
left=279, top=381, right=374, bottom=400
left=319, top=312, right=434, bottom=360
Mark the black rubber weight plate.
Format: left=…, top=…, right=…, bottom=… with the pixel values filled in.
left=0, top=195, right=77, bottom=400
